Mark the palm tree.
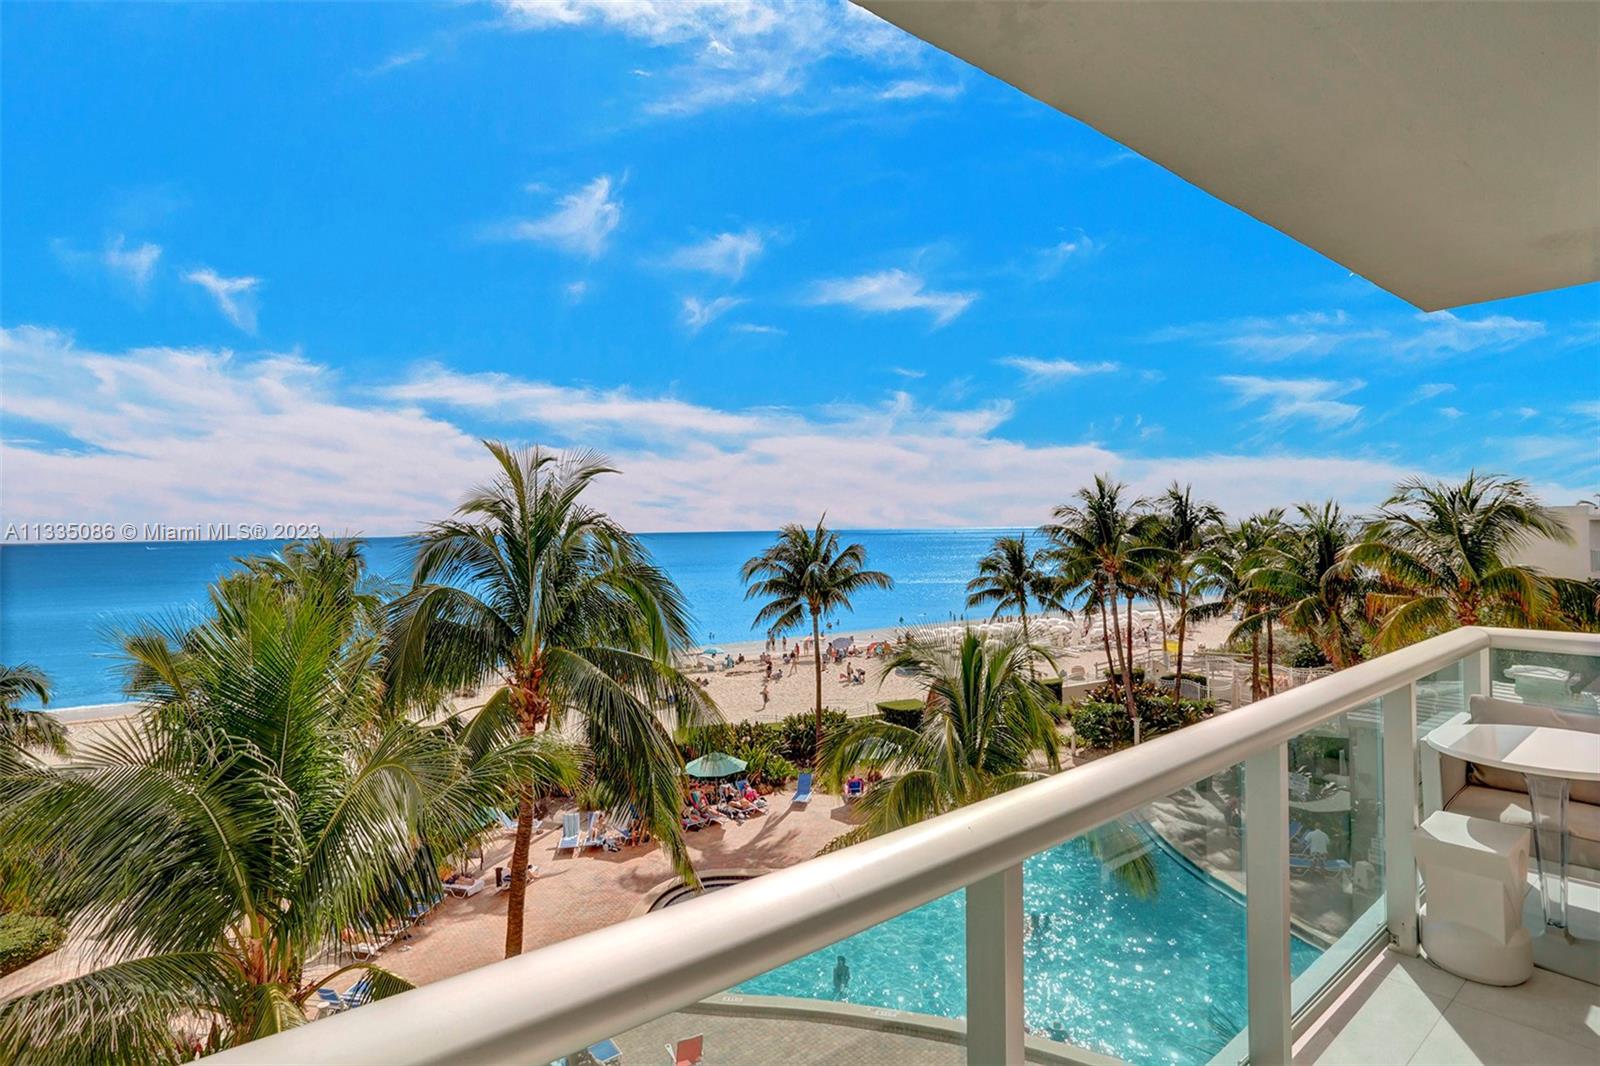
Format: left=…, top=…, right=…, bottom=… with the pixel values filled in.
left=965, top=533, right=1062, bottom=671
left=1243, top=509, right=1292, bottom=696
left=1151, top=484, right=1223, bottom=703
left=0, top=663, right=64, bottom=769
left=818, top=630, right=1155, bottom=896
left=387, top=441, right=715, bottom=958
left=0, top=560, right=568, bottom=1063
left=741, top=516, right=893, bottom=753
left=1190, top=516, right=1273, bottom=701
left=1252, top=502, right=1369, bottom=669
left=1044, top=477, right=1163, bottom=741
left=1344, top=473, right=1571, bottom=650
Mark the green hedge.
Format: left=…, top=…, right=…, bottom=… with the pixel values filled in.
left=0, top=913, right=66, bottom=977
left=681, top=709, right=849, bottom=772
left=876, top=699, right=924, bottom=729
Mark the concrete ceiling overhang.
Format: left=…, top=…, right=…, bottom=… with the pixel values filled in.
left=859, top=1, right=1600, bottom=311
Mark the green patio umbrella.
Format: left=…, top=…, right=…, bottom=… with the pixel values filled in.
left=683, top=752, right=748, bottom=779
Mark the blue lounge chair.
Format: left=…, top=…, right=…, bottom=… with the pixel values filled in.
left=342, top=976, right=373, bottom=1010
left=557, top=811, right=582, bottom=851
left=845, top=778, right=865, bottom=802
left=793, top=772, right=813, bottom=805
left=580, top=811, right=606, bottom=849
left=315, top=988, right=347, bottom=1015
left=587, top=1038, right=623, bottom=1065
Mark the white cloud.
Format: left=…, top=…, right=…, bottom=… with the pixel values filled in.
left=5, top=325, right=1588, bottom=538
left=666, top=229, right=764, bottom=280
left=359, top=49, right=426, bottom=77
left=563, top=280, right=589, bottom=303
left=1413, top=382, right=1454, bottom=400
left=1153, top=308, right=1545, bottom=362
left=1218, top=375, right=1364, bottom=427
left=808, top=269, right=976, bottom=326
left=102, top=236, right=162, bottom=291
left=52, top=235, right=163, bottom=294
left=682, top=296, right=744, bottom=332
left=1000, top=357, right=1120, bottom=387
left=1035, top=234, right=1099, bottom=279
left=496, top=0, right=933, bottom=116
left=1571, top=400, right=1600, bottom=420
left=1438, top=406, right=1463, bottom=419
left=731, top=322, right=784, bottom=336
left=877, top=79, right=961, bottom=101
left=183, top=267, right=261, bottom=332
left=496, top=175, right=622, bottom=258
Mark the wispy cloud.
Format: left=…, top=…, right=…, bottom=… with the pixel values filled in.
left=1153, top=308, right=1545, bottom=362
left=495, top=0, right=936, bottom=116
left=1034, top=233, right=1099, bottom=279
left=183, top=267, right=260, bottom=331
left=682, top=296, right=744, bottom=332
left=731, top=322, right=784, bottom=336
left=1000, top=356, right=1119, bottom=387
left=1413, top=383, right=1454, bottom=400
left=877, top=79, right=961, bottom=101
left=666, top=229, right=764, bottom=281
left=101, top=236, right=163, bottom=291
left=1218, top=375, right=1364, bottom=427
left=563, top=280, right=589, bottom=303
left=891, top=367, right=925, bottom=379
left=808, top=269, right=976, bottom=327
left=1572, top=400, right=1600, bottom=420
left=52, top=234, right=163, bottom=294
left=359, top=49, right=426, bottom=77
left=493, top=175, right=622, bottom=258
left=1438, top=406, right=1463, bottom=419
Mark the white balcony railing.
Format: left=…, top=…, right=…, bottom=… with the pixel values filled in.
left=209, top=627, right=1598, bottom=1066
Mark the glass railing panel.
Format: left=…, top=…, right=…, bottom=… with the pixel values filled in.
left=1489, top=646, right=1600, bottom=716
left=1284, top=701, right=1386, bottom=1016
left=1026, top=760, right=1260, bottom=1066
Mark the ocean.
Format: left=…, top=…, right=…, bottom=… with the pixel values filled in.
left=0, top=529, right=1025, bottom=708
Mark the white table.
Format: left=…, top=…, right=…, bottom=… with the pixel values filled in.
left=1425, top=721, right=1600, bottom=930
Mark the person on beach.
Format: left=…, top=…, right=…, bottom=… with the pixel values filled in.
left=761, top=682, right=770, bottom=709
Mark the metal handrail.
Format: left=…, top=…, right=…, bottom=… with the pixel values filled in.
left=207, top=627, right=1595, bottom=1064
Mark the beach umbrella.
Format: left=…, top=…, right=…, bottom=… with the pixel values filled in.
left=698, top=646, right=723, bottom=656
left=684, top=752, right=747, bottom=779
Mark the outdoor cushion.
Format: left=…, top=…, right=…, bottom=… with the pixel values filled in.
left=1445, top=785, right=1600, bottom=871
left=1466, top=696, right=1600, bottom=806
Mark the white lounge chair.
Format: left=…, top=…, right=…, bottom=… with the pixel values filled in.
left=442, top=874, right=486, bottom=898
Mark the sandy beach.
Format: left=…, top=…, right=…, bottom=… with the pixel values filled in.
left=42, top=614, right=1240, bottom=753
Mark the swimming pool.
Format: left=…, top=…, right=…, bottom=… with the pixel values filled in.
left=734, top=830, right=1321, bottom=1066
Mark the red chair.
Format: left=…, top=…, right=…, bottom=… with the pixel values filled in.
left=666, top=1034, right=703, bottom=1066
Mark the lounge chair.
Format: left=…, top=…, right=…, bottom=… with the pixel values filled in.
left=666, top=1034, right=703, bottom=1066
left=341, top=976, right=373, bottom=1010
left=579, top=811, right=608, bottom=849
left=441, top=874, right=486, bottom=898
left=734, top=780, right=768, bottom=810
left=689, top=791, right=722, bottom=824
left=845, top=778, right=865, bottom=802
left=587, top=1038, right=623, bottom=1065
left=314, top=988, right=348, bottom=1016
left=496, top=864, right=539, bottom=891
left=792, top=772, right=813, bottom=805
left=557, top=811, right=583, bottom=851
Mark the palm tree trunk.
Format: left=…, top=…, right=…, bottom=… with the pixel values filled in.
left=1265, top=618, right=1277, bottom=695
left=1105, top=596, right=1126, bottom=693
left=1099, top=600, right=1118, bottom=685
left=504, top=679, right=544, bottom=958
left=1250, top=631, right=1262, bottom=702
left=1019, top=598, right=1034, bottom=678
left=504, top=786, right=535, bottom=957
left=1125, top=591, right=1141, bottom=744
left=811, top=612, right=824, bottom=758
left=1172, top=586, right=1187, bottom=704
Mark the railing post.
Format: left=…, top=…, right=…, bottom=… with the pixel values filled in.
left=1461, top=647, right=1491, bottom=704
left=1244, top=744, right=1291, bottom=1065
left=1382, top=682, right=1420, bottom=955
left=966, top=863, right=1024, bottom=1066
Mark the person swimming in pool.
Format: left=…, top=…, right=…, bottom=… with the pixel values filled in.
left=833, top=955, right=851, bottom=997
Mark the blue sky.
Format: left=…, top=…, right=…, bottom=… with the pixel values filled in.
left=3, top=0, right=1596, bottom=537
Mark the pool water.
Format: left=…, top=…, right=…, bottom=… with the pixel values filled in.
left=734, top=831, right=1321, bottom=1066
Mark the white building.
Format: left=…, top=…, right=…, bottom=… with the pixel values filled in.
left=1510, top=503, right=1600, bottom=582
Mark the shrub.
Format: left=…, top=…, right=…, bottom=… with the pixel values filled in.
left=1283, top=638, right=1330, bottom=669
left=773, top=708, right=850, bottom=765
left=876, top=699, right=924, bottom=729
left=0, top=913, right=65, bottom=977
left=1068, top=683, right=1214, bottom=750
left=1157, top=671, right=1206, bottom=684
